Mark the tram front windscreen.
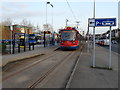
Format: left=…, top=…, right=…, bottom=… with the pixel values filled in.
left=61, top=30, right=76, bottom=41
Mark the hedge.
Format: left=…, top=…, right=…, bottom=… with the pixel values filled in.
left=0, top=43, right=6, bottom=54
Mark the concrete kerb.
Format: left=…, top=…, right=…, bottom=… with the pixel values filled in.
left=2, top=53, right=45, bottom=68
left=2, top=46, right=59, bottom=68
left=65, top=44, right=84, bottom=88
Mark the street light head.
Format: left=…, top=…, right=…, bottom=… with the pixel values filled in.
left=66, top=19, right=69, bottom=22
left=76, top=21, right=80, bottom=23
left=50, top=4, right=53, bottom=7
left=47, top=2, right=50, bottom=4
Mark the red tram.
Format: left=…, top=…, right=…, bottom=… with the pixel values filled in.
left=59, top=27, right=79, bottom=49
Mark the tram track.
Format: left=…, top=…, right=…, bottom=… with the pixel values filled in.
left=3, top=43, right=85, bottom=88
left=27, top=44, right=84, bottom=89
left=27, top=51, right=75, bottom=89
left=3, top=51, right=64, bottom=81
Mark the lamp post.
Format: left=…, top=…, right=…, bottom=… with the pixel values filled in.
left=46, top=2, right=53, bottom=29
left=46, top=2, right=50, bottom=26
left=49, top=3, right=54, bottom=33
left=51, top=4, right=54, bottom=33
left=45, top=2, right=53, bottom=47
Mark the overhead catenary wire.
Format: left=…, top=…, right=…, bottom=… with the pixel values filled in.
left=65, top=0, right=77, bottom=21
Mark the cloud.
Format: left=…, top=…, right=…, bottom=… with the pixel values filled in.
left=1, top=6, right=12, bottom=12
left=8, top=2, right=29, bottom=9
left=1, top=1, right=66, bottom=20
left=1, top=2, right=30, bottom=13
left=1, top=9, right=66, bottom=19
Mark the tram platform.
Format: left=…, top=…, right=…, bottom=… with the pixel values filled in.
left=68, top=43, right=119, bottom=88
left=1, top=45, right=59, bottom=67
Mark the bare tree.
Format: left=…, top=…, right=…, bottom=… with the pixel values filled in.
left=2, top=18, right=13, bottom=26
left=27, top=20, right=33, bottom=28
left=20, top=18, right=28, bottom=26
left=21, top=19, right=34, bottom=28
left=36, top=24, right=41, bottom=33
left=43, top=24, right=52, bottom=31
left=0, top=23, right=5, bottom=39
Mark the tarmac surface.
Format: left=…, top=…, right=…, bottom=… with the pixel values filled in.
left=68, top=43, right=119, bottom=88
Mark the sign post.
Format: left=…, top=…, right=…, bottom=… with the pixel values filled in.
left=87, top=23, right=89, bottom=54
left=93, top=26, right=95, bottom=68
left=88, top=18, right=96, bottom=67
left=88, top=18, right=116, bottom=69
left=109, top=26, right=112, bottom=69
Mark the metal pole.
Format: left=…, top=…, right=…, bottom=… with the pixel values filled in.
left=10, top=27, right=12, bottom=54
left=32, top=44, right=34, bottom=50
left=93, top=26, right=96, bottom=67
left=46, top=2, right=47, bottom=25
left=87, top=25, right=89, bottom=53
left=66, top=19, right=68, bottom=27
left=52, top=5, right=53, bottom=33
left=77, top=23, right=78, bottom=29
left=66, top=19, right=67, bottom=27
left=44, top=31, right=46, bottom=48
left=18, top=43, right=20, bottom=53
left=92, top=0, right=96, bottom=67
left=13, top=33, right=15, bottom=54
left=109, top=26, right=112, bottom=69
left=76, top=21, right=80, bottom=29
left=29, top=43, right=31, bottom=51
left=24, top=33, right=26, bottom=52
left=29, top=35, right=31, bottom=51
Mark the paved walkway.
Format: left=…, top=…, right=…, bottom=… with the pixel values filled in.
left=1, top=44, right=59, bottom=67
left=69, top=43, right=119, bottom=88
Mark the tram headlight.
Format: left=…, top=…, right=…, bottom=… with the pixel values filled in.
left=61, top=41, right=64, bottom=43
left=72, top=41, right=76, bottom=44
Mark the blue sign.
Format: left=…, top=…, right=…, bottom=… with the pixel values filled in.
left=95, top=18, right=116, bottom=26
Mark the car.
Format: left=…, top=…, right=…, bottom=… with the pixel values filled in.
left=103, top=39, right=109, bottom=46
left=37, top=40, right=44, bottom=44
left=112, top=40, right=117, bottom=44
left=98, top=40, right=104, bottom=45
left=95, top=39, right=100, bottom=44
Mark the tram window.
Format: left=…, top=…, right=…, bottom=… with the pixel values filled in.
left=61, top=30, right=76, bottom=41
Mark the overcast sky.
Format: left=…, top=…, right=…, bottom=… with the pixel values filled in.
left=0, top=0, right=119, bottom=34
